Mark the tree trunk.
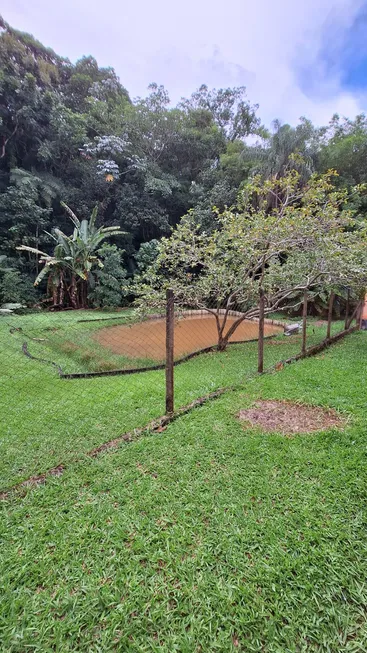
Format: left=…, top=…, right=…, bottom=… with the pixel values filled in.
left=79, top=280, right=88, bottom=309
left=218, top=313, right=248, bottom=347
left=215, top=306, right=231, bottom=351
left=35, top=225, right=39, bottom=277
left=70, top=275, right=78, bottom=309
left=48, top=275, right=58, bottom=307
left=59, top=274, right=64, bottom=307
left=217, top=336, right=228, bottom=351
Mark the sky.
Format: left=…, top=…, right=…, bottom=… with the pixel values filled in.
left=2, top=0, right=367, bottom=128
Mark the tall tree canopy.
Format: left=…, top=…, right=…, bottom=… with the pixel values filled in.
left=1, top=15, right=367, bottom=308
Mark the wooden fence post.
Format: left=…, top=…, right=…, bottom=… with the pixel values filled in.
left=302, top=289, right=308, bottom=355
left=327, top=291, right=334, bottom=340
left=346, top=303, right=359, bottom=330
left=357, top=298, right=363, bottom=330
left=165, top=288, right=174, bottom=414
left=258, top=288, right=265, bottom=374
left=344, top=288, right=350, bottom=331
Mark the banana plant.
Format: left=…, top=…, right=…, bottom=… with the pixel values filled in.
left=17, top=203, right=124, bottom=308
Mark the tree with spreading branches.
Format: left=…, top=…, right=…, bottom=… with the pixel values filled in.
left=134, top=167, right=367, bottom=350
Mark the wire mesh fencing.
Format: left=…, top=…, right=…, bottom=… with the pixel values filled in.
left=0, top=289, right=360, bottom=492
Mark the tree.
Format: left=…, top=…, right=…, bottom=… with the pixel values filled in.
left=134, top=239, right=159, bottom=272
left=88, top=243, right=129, bottom=308
left=65, top=55, right=130, bottom=113
left=241, top=118, right=320, bottom=184
left=17, top=203, right=124, bottom=309
left=0, top=15, right=68, bottom=163
left=3, top=13, right=367, bottom=299
left=0, top=269, right=37, bottom=304
left=135, top=168, right=367, bottom=350
left=320, top=115, right=367, bottom=186
left=0, top=19, right=268, bottom=273
left=179, top=85, right=261, bottom=141
left=0, top=169, right=52, bottom=266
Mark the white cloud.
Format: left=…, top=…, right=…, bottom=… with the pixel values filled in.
left=2, top=0, right=366, bottom=127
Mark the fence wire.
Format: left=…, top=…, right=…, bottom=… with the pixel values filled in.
left=0, top=291, right=359, bottom=492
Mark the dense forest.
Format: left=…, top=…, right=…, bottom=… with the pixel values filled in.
left=1, top=15, right=367, bottom=308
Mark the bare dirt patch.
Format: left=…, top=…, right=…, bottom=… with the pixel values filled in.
left=238, top=400, right=345, bottom=435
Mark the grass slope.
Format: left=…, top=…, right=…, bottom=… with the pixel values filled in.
left=0, top=311, right=341, bottom=489
left=1, top=332, right=367, bottom=651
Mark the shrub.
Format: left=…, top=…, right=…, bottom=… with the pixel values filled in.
left=88, top=244, right=129, bottom=308
left=0, top=270, right=38, bottom=305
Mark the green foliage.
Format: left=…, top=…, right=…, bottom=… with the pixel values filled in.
left=0, top=19, right=265, bottom=263
left=239, top=118, right=320, bottom=186
left=89, top=243, right=129, bottom=308
left=319, top=115, right=367, bottom=221
left=0, top=170, right=51, bottom=261
left=17, top=203, right=124, bottom=308
left=0, top=269, right=37, bottom=304
left=179, top=84, right=261, bottom=140
left=2, top=15, right=367, bottom=292
left=134, top=239, right=159, bottom=272
left=135, top=167, right=367, bottom=348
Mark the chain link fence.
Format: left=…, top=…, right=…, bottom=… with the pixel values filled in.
left=0, top=290, right=360, bottom=492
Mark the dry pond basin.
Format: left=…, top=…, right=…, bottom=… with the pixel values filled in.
left=93, top=314, right=283, bottom=361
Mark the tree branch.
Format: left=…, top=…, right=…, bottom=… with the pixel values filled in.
left=1, top=122, right=18, bottom=159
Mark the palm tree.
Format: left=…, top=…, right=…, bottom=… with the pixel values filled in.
left=17, top=203, right=124, bottom=308
left=264, top=120, right=319, bottom=181
left=242, top=119, right=319, bottom=185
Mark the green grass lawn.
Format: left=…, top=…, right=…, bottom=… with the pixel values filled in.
left=0, top=311, right=343, bottom=489
left=1, top=320, right=367, bottom=650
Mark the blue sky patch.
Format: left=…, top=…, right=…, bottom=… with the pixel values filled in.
left=296, top=2, right=367, bottom=99
left=339, top=8, right=367, bottom=90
